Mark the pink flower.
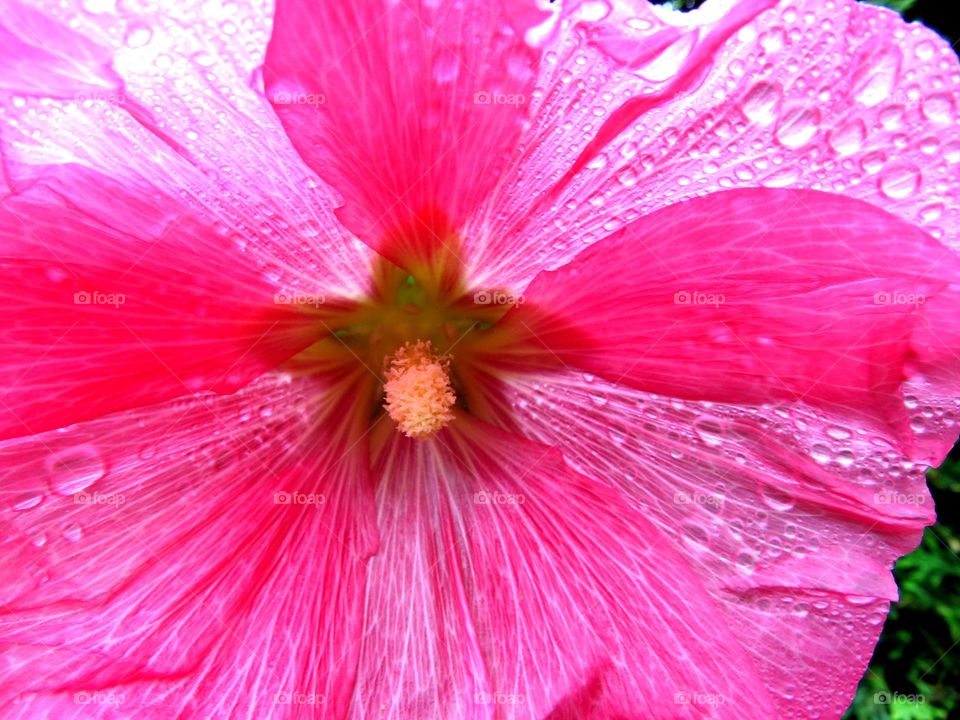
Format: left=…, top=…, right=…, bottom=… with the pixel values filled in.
left=1, top=0, right=959, bottom=717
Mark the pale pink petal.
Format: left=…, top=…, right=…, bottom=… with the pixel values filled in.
left=262, top=0, right=552, bottom=264
left=1, top=0, right=372, bottom=296
left=485, top=188, right=960, bottom=458
left=469, top=0, right=960, bottom=288
left=496, top=371, right=947, bottom=720
left=0, top=167, right=337, bottom=440
left=0, top=2, right=120, bottom=97
left=0, top=372, right=377, bottom=718
left=350, top=415, right=779, bottom=718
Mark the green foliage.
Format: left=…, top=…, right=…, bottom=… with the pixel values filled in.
left=864, top=0, right=919, bottom=12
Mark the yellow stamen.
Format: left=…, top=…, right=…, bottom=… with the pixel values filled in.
left=383, top=340, right=456, bottom=439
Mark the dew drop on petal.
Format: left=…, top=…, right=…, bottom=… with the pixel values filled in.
left=46, top=445, right=106, bottom=496
left=852, top=49, right=900, bottom=106
left=11, top=493, right=43, bottom=512
left=921, top=93, right=955, bottom=124
left=125, top=24, right=153, bottom=48
left=742, top=82, right=783, bottom=126
left=879, top=163, right=921, bottom=199
left=761, top=485, right=796, bottom=512
left=827, top=120, right=865, bottom=155
left=776, top=107, right=820, bottom=148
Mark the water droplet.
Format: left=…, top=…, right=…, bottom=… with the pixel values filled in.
left=922, top=93, right=955, bottom=124
left=11, top=493, right=43, bottom=512
left=692, top=416, right=724, bottom=447
left=853, top=49, right=901, bottom=106
left=860, top=151, right=887, bottom=174
left=827, top=426, right=852, bottom=441
left=46, top=446, right=106, bottom=496
left=943, top=142, right=960, bottom=164
left=776, top=107, right=820, bottom=148
left=914, top=41, right=935, bottom=61
left=125, top=24, right=153, bottom=48
left=616, top=167, right=639, bottom=187
left=760, top=27, right=785, bottom=54
left=761, top=485, right=796, bottom=512
left=742, top=82, right=783, bottom=126
left=920, top=203, right=944, bottom=222
left=879, top=164, right=921, bottom=199
left=62, top=523, right=84, bottom=543
left=827, top=120, right=865, bottom=155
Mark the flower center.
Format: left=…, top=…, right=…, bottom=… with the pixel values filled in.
left=383, top=340, right=456, bottom=439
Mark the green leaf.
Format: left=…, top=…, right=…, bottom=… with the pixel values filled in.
left=863, top=0, right=918, bottom=12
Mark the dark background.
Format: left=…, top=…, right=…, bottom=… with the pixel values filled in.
left=650, top=1, right=960, bottom=717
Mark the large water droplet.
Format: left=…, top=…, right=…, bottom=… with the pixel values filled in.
left=742, top=82, right=783, bottom=126
left=692, top=416, right=725, bottom=447
left=921, top=93, right=955, bottom=124
left=776, top=107, right=820, bottom=149
left=879, top=164, right=921, bottom=199
left=827, top=120, right=865, bottom=156
left=853, top=49, right=901, bottom=107
left=761, top=485, right=796, bottom=512
left=46, top=446, right=106, bottom=496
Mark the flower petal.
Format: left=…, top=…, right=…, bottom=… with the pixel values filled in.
left=0, top=166, right=335, bottom=441
left=1, top=0, right=373, bottom=297
left=497, top=372, right=947, bottom=719
left=470, top=0, right=960, bottom=288
left=482, top=188, right=960, bottom=458
left=351, top=415, right=779, bottom=718
left=0, top=372, right=378, bottom=718
left=262, top=0, right=551, bottom=265
left=0, top=2, right=120, bottom=97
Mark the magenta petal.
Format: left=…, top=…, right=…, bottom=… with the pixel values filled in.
left=263, top=0, right=549, bottom=257
left=0, top=167, right=330, bottom=440
left=494, top=187, right=960, bottom=459
left=0, top=374, right=378, bottom=717
left=352, top=416, right=780, bottom=718
left=501, top=370, right=940, bottom=719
